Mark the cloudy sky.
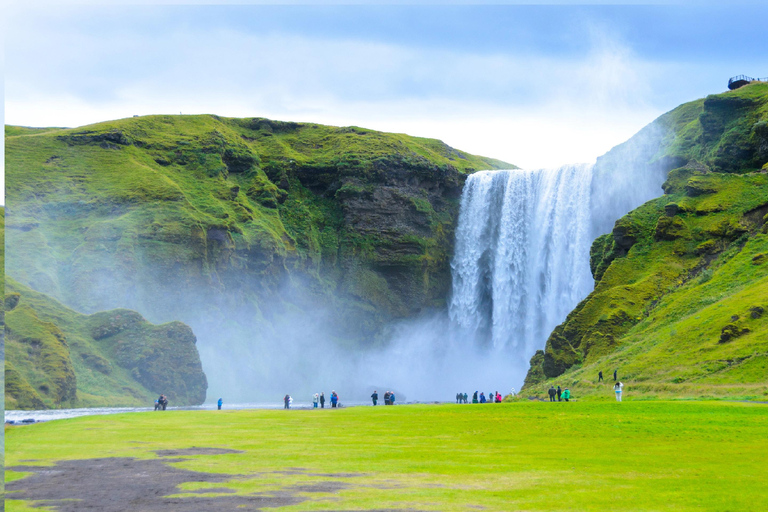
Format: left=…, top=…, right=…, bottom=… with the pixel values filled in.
left=4, top=2, right=767, bottom=183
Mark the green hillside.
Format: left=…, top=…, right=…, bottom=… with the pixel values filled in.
left=5, top=115, right=513, bottom=400
left=5, top=277, right=208, bottom=409
left=524, top=82, right=768, bottom=400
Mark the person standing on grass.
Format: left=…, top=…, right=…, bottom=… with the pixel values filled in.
left=390, top=392, right=396, bottom=405
left=614, top=381, right=624, bottom=402
left=371, top=390, right=378, bottom=406
left=331, top=391, right=338, bottom=408
left=313, top=393, right=319, bottom=408
left=284, top=394, right=291, bottom=409
left=614, top=369, right=618, bottom=382
left=217, top=398, right=223, bottom=410
left=548, top=386, right=556, bottom=402
left=496, top=391, right=502, bottom=403
left=320, top=392, right=325, bottom=408
left=556, top=385, right=562, bottom=402
left=464, top=392, right=468, bottom=403
left=598, top=371, right=603, bottom=382
left=472, top=391, right=479, bottom=403
left=562, top=388, right=571, bottom=402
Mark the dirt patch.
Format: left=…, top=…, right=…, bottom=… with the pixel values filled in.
left=7, top=457, right=303, bottom=511
left=155, top=447, right=244, bottom=457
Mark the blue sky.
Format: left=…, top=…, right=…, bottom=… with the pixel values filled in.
left=4, top=3, right=768, bottom=179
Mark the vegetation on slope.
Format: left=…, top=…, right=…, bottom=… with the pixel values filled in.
left=4, top=277, right=208, bottom=409
left=5, top=116, right=512, bottom=347
left=524, top=82, right=768, bottom=399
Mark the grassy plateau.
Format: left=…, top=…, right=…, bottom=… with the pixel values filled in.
left=5, top=401, right=768, bottom=511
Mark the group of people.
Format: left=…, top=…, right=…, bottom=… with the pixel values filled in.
left=154, top=395, right=168, bottom=410
left=310, top=391, right=340, bottom=408
left=547, top=385, right=571, bottom=402
left=370, top=390, right=396, bottom=405
left=458, top=391, right=504, bottom=403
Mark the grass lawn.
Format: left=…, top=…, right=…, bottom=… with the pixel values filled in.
left=5, top=401, right=768, bottom=511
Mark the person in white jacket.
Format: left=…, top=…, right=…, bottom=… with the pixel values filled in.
left=312, top=393, right=319, bottom=408
left=614, top=381, right=624, bottom=402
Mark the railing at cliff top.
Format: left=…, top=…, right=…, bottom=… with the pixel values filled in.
left=728, top=75, right=767, bottom=90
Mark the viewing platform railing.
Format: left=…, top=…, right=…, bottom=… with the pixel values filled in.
left=728, top=75, right=767, bottom=90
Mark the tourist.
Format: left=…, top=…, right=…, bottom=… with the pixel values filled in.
left=284, top=394, right=291, bottom=409
left=154, top=398, right=160, bottom=411
left=331, top=391, right=338, bottom=408
left=371, top=390, right=378, bottom=406
left=463, top=392, right=468, bottom=403
left=496, top=391, right=502, bottom=403
left=159, top=395, right=168, bottom=410
left=320, top=392, right=325, bottom=408
left=456, top=392, right=461, bottom=404
left=557, top=385, right=562, bottom=402
left=548, top=386, right=556, bottom=402
left=313, top=393, right=319, bottom=408
left=598, top=371, right=603, bottom=382
left=614, top=369, right=618, bottom=382
left=472, top=391, right=479, bottom=403
left=615, top=381, right=623, bottom=402
left=217, top=397, right=223, bottom=410
left=383, top=391, right=390, bottom=405
left=480, top=392, right=486, bottom=403
left=509, top=388, right=515, bottom=397
left=390, top=392, right=396, bottom=405
left=562, top=388, right=571, bottom=402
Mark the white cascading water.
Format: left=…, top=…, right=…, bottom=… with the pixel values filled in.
left=449, top=165, right=595, bottom=363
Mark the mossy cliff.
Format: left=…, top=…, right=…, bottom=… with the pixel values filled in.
left=5, top=116, right=511, bottom=398
left=524, top=82, right=768, bottom=399
left=5, top=277, right=208, bottom=409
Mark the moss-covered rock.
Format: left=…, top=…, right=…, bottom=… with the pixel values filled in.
left=523, top=83, right=768, bottom=396
left=4, top=278, right=208, bottom=409
left=5, top=115, right=513, bottom=392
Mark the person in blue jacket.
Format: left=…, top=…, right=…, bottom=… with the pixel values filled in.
left=390, top=392, right=395, bottom=405
left=217, top=398, right=223, bottom=410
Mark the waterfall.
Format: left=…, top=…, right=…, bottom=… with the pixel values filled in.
left=449, top=164, right=595, bottom=362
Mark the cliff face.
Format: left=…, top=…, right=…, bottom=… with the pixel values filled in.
left=524, top=83, right=768, bottom=398
left=5, top=116, right=512, bottom=398
left=5, top=278, right=208, bottom=409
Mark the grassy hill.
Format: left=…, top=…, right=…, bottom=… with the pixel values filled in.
left=5, top=277, right=208, bottom=409
left=5, top=115, right=512, bottom=400
left=524, top=82, right=768, bottom=400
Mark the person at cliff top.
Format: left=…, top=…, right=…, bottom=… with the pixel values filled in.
left=463, top=392, right=468, bottom=403
left=284, top=394, right=291, bottom=409
left=456, top=393, right=461, bottom=404
left=371, top=390, right=378, bottom=406
left=480, top=392, right=486, bottom=404
left=390, top=392, right=395, bottom=405
left=217, top=398, right=223, bottom=410
left=160, top=395, right=168, bottom=410
left=320, top=392, right=325, bottom=408
left=496, top=392, right=502, bottom=402
left=472, top=391, right=478, bottom=403
left=331, top=391, right=338, bottom=408
left=562, top=388, right=571, bottom=402
left=313, top=393, right=319, bottom=408
left=154, top=398, right=160, bottom=411
left=557, top=385, right=562, bottom=402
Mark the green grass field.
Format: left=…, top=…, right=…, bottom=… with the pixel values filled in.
left=6, top=401, right=768, bottom=511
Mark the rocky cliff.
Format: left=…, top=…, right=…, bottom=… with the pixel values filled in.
left=524, top=82, right=768, bottom=399
left=5, top=117, right=512, bottom=399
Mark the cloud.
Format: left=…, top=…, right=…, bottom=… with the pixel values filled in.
left=6, top=11, right=671, bottom=170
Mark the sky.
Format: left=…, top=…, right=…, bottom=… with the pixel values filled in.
left=3, top=2, right=768, bottom=192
